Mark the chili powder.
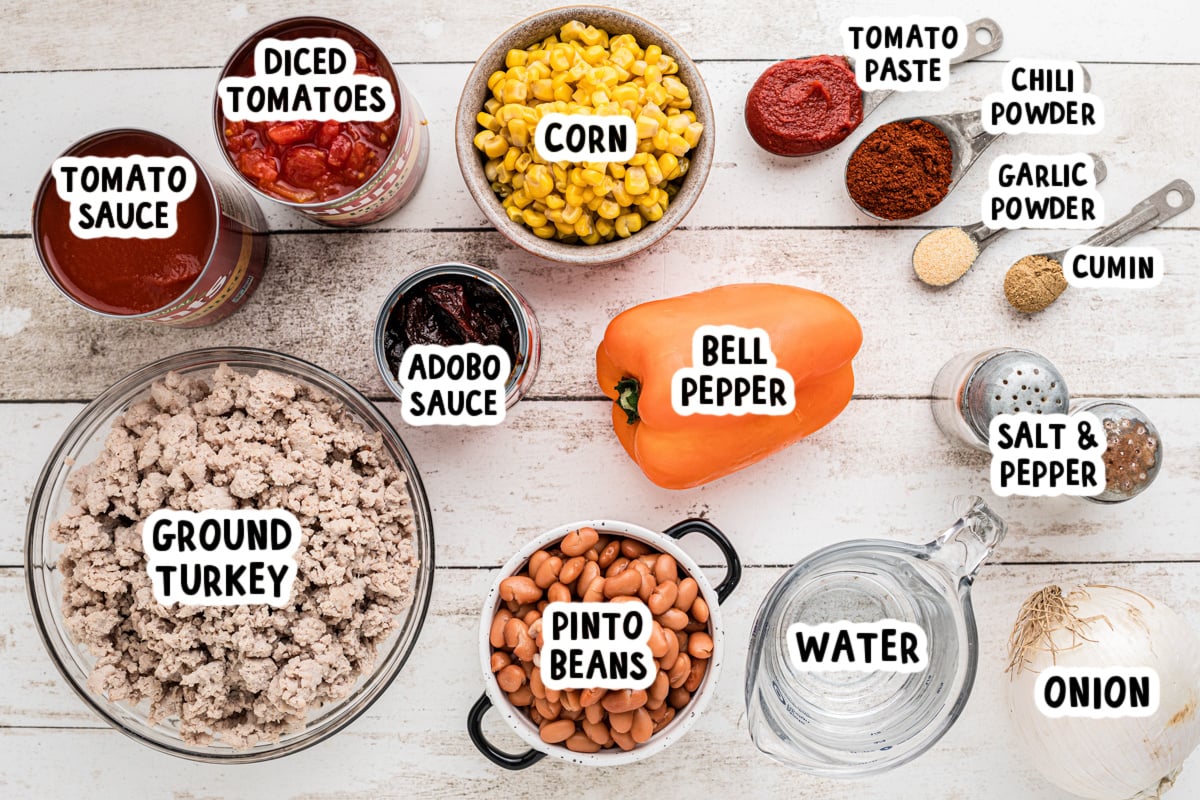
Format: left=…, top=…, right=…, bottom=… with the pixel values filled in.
left=846, top=119, right=953, bottom=220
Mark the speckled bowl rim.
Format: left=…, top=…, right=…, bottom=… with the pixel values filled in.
left=477, top=520, right=726, bottom=766
left=455, top=5, right=715, bottom=266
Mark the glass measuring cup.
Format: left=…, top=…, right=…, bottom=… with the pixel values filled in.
left=745, top=496, right=1006, bottom=777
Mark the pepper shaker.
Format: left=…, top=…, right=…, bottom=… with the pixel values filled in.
left=931, top=348, right=1070, bottom=451
left=1071, top=400, right=1163, bottom=503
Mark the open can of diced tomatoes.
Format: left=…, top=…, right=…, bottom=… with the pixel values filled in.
left=214, top=17, right=430, bottom=227
left=32, top=128, right=270, bottom=328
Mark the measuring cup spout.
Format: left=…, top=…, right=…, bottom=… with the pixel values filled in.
left=927, top=496, right=1007, bottom=583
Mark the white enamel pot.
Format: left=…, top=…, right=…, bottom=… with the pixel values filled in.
left=468, top=518, right=742, bottom=768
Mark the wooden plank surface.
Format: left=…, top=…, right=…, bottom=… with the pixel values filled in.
left=2, top=0, right=1199, bottom=797
left=3, top=564, right=1200, bottom=798
left=3, top=61, right=1198, bottom=235
left=2, top=0, right=1196, bottom=72
left=5, top=398, right=1199, bottom=569
left=2, top=228, right=1198, bottom=402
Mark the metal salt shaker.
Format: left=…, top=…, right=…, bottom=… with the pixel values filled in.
left=931, top=348, right=1070, bottom=451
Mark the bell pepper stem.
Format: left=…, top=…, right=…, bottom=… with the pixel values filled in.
left=615, top=377, right=641, bottom=424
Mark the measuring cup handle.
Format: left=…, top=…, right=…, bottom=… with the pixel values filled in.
left=952, top=18, right=1004, bottom=64
left=467, top=694, right=547, bottom=770
left=664, top=518, right=743, bottom=603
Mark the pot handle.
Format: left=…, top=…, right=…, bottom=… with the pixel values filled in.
left=467, top=693, right=547, bottom=770
left=664, top=518, right=742, bottom=603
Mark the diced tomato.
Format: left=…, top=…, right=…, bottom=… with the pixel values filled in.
left=236, top=149, right=279, bottom=183
left=327, top=134, right=353, bottom=168
left=316, top=120, right=342, bottom=149
left=221, top=45, right=399, bottom=203
left=282, top=146, right=328, bottom=188
left=266, top=120, right=319, bottom=146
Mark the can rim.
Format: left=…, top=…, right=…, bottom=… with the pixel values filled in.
left=373, top=262, right=537, bottom=408
left=211, top=15, right=403, bottom=211
left=31, top=127, right=223, bottom=321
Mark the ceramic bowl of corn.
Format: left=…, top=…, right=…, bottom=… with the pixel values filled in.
left=455, top=6, right=715, bottom=265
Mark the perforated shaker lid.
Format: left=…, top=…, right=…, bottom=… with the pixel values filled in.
left=962, top=349, right=1070, bottom=444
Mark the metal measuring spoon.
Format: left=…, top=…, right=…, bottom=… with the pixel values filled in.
left=913, top=154, right=1107, bottom=286
left=757, top=19, right=1003, bottom=158
left=848, top=65, right=1095, bottom=221
left=1004, top=179, right=1195, bottom=312
left=860, top=19, right=1005, bottom=118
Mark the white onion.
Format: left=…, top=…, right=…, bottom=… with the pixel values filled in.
left=1006, top=584, right=1200, bottom=799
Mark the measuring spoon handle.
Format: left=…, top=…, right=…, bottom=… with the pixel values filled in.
left=1079, top=179, right=1194, bottom=249
left=952, top=18, right=1004, bottom=65
left=860, top=19, right=1003, bottom=121
left=964, top=154, right=1107, bottom=253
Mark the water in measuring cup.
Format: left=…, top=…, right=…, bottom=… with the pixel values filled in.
left=745, top=546, right=971, bottom=775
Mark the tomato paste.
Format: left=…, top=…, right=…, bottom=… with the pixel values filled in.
left=35, top=131, right=217, bottom=315
left=218, top=20, right=400, bottom=205
left=744, top=55, right=863, bottom=156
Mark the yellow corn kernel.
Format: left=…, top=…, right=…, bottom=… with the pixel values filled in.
left=608, top=162, right=626, bottom=179
left=574, top=214, right=593, bottom=237
left=477, top=112, right=501, bottom=132
left=645, top=44, right=662, bottom=64
left=561, top=203, right=583, bottom=224
left=666, top=133, right=690, bottom=157
left=582, top=45, right=606, bottom=65
left=645, top=64, right=663, bottom=85
left=635, top=114, right=659, bottom=139
left=644, top=156, right=663, bottom=186
left=623, top=212, right=643, bottom=234
left=580, top=25, right=607, bottom=46
left=624, top=166, right=649, bottom=196
left=505, top=204, right=523, bottom=222
left=484, top=159, right=500, bottom=181
left=531, top=79, right=555, bottom=101
left=595, top=217, right=615, bottom=238
left=596, top=198, right=621, bottom=220
left=585, top=196, right=603, bottom=212
left=549, top=44, right=573, bottom=71
left=515, top=152, right=533, bottom=172
left=631, top=59, right=646, bottom=77
left=501, top=80, right=528, bottom=104
left=663, top=76, right=689, bottom=100
left=642, top=202, right=664, bottom=222
left=564, top=183, right=587, bottom=206
left=533, top=224, right=556, bottom=239
left=528, top=60, right=551, bottom=80
left=580, top=231, right=601, bottom=245
left=522, top=208, right=548, bottom=227
left=553, top=82, right=574, bottom=102
left=657, top=153, right=680, bottom=180
left=611, top=182, right=633, bottom=207
left=613, top=84, right=639, bottom=104
left=561, top=20, right=586, bottom=41
left=666, top=114, right=690, bottom=135
left=502, top=146, right=520, bottom=170
left=508, top=118, right=529, bottom=148
left=581, top=168, right=605, bottom=187
left=506, top=49, right=528, bottom=68
left=683, top=122, right=704, bottom=148
left=473, top=130, right=495, bottom=152
left=487, top=70, right=505, bottom=92
left=652, top=128, right=670, bottom=151
left=611, top=47, right=635, bottom=71
left=484, top=97, right=501, bottom=115
left=646, top=82, right=668, bottom=106
left=511, top=172, right=525, bottom=190
left=544, top=193, right=566, bottom=209
left=677, top=157, right=690, bottom=177
left=627, top=152, right=649, bottom=166
left=524, top=164, right=554, bottom=198
left=509, top=188, right=533, bottom=209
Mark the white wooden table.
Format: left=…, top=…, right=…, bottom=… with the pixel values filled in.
left=2, top=1, right=1198, bottom=797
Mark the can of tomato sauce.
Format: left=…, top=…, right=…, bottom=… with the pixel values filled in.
left=214, top=17, right=430, bottom=227
left=32, top=128, right=269, bottom=328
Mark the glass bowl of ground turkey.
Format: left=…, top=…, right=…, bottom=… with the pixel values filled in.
left=25, top=348, right=435, bottom=762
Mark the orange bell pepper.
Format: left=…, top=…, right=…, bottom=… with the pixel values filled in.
left=596, top=284, right=862, bottom=489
